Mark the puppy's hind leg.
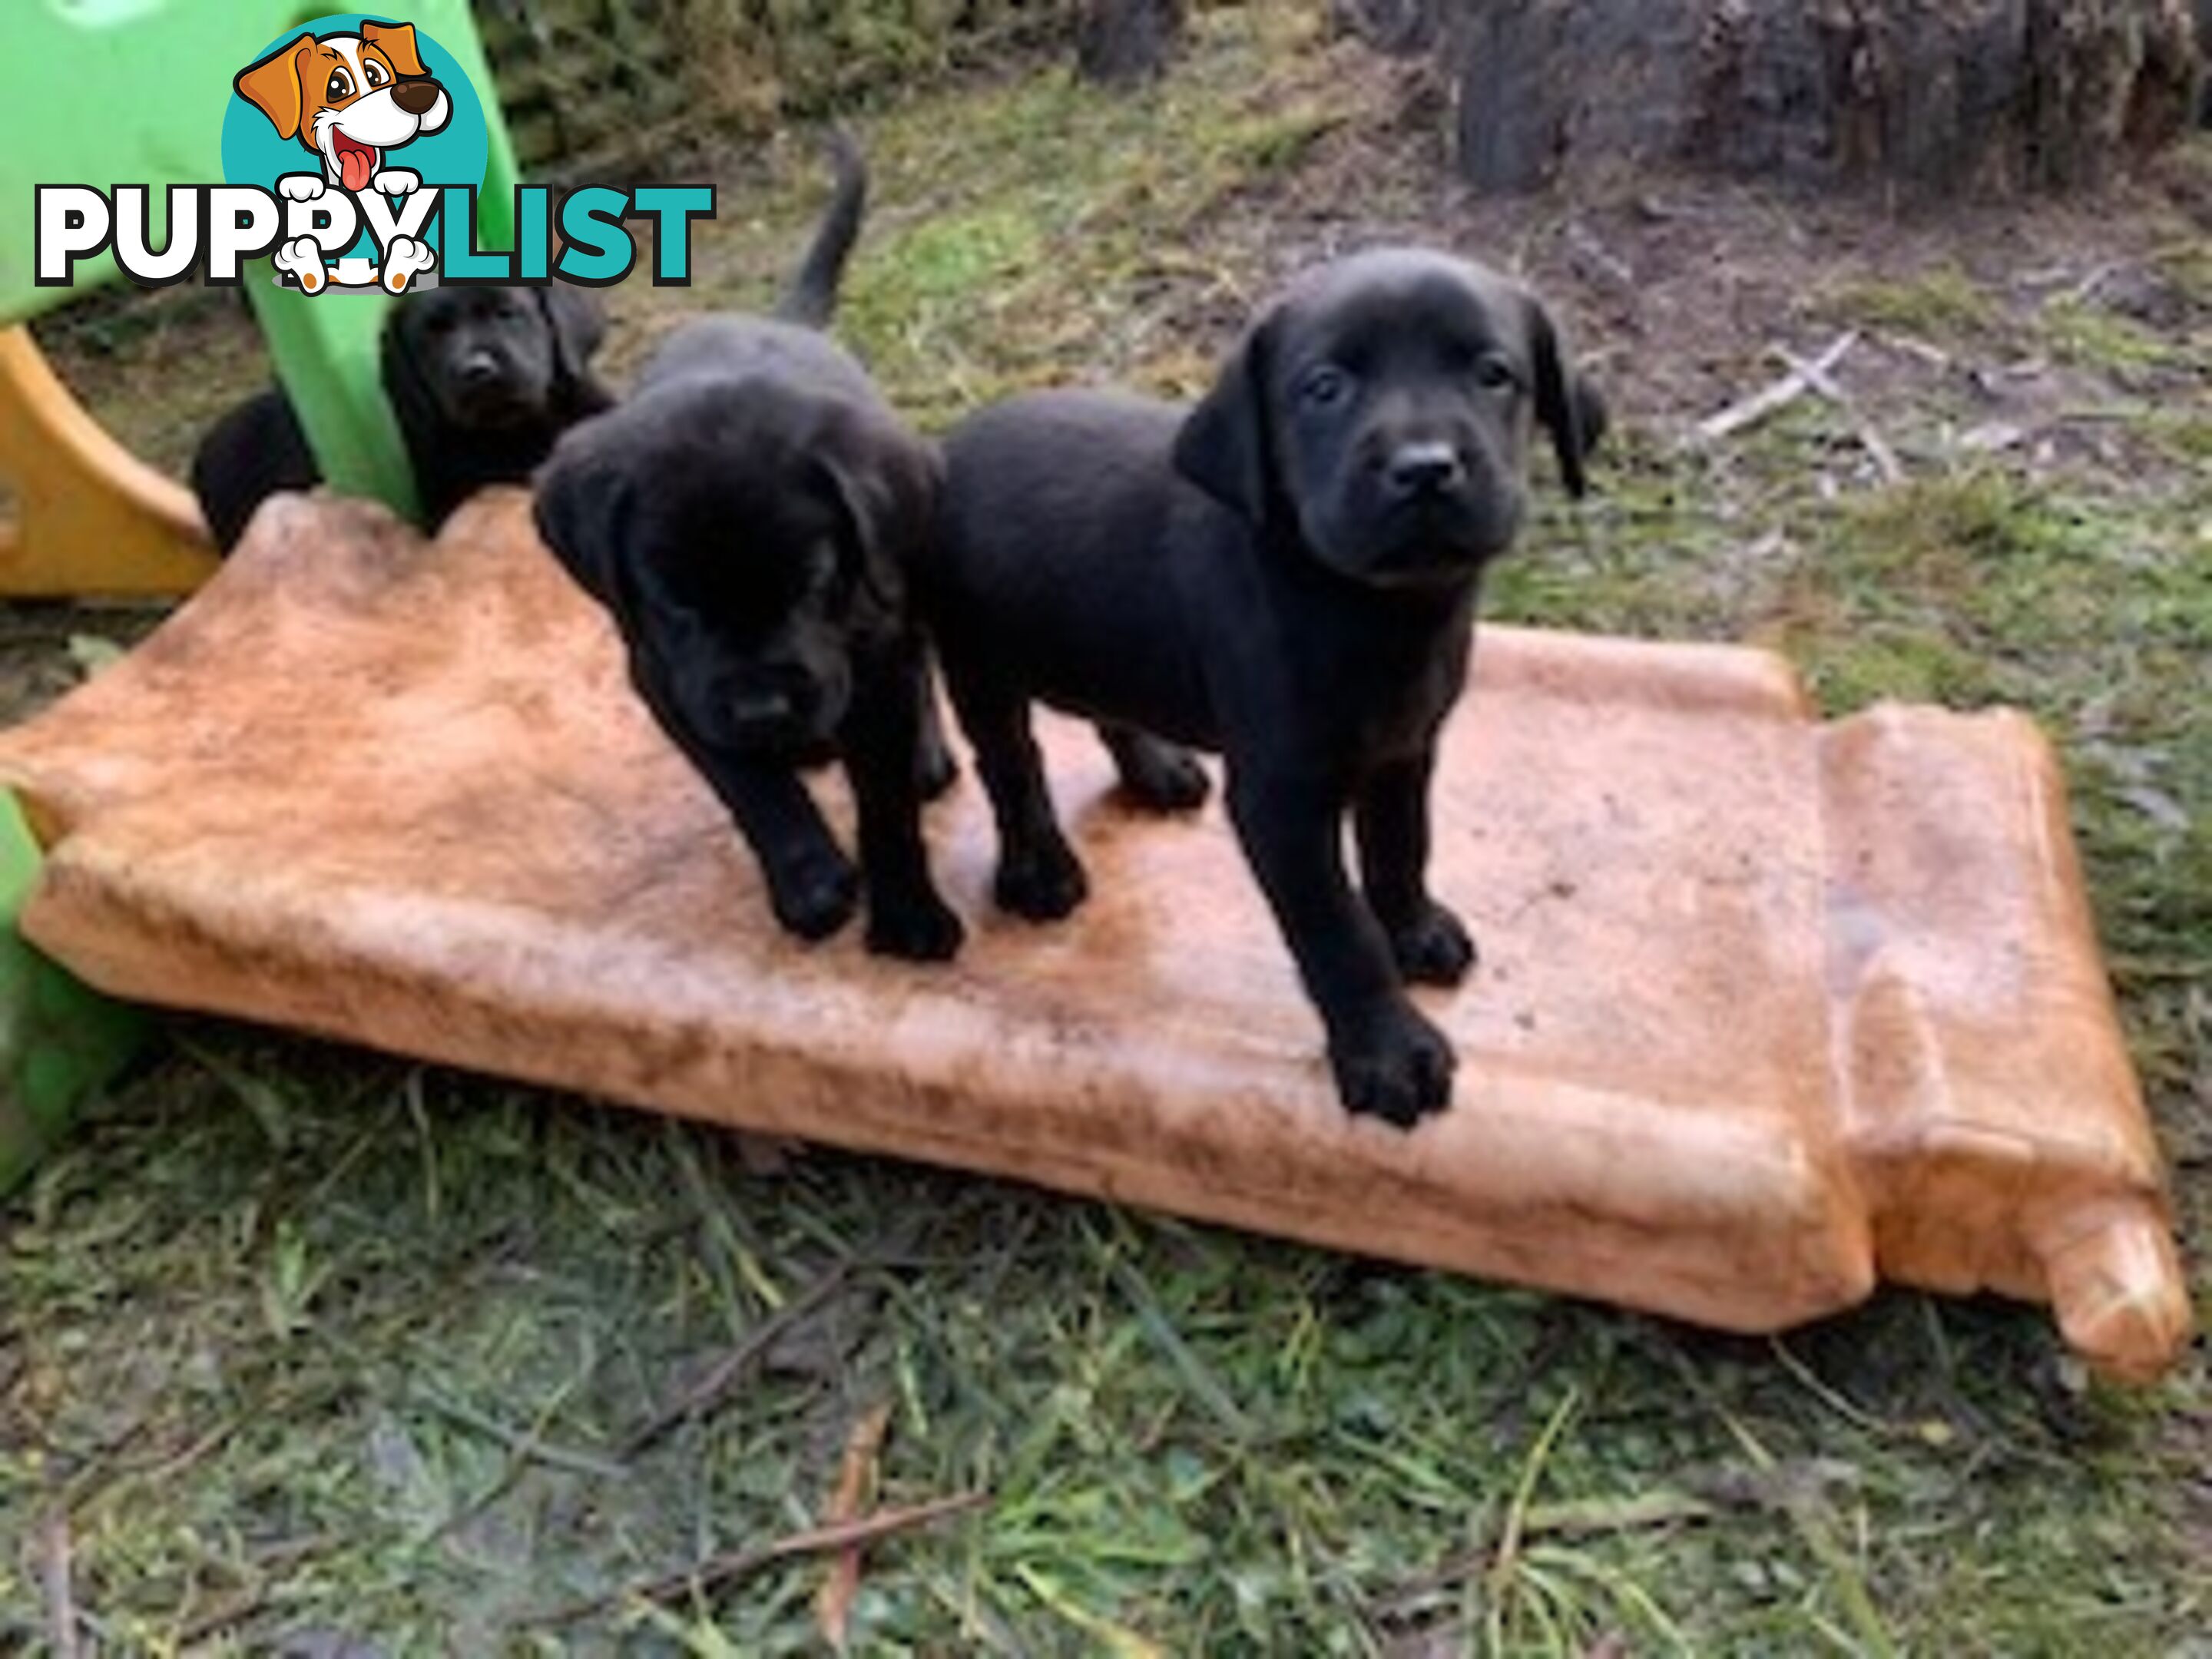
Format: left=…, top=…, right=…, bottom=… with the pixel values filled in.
left=1099, top=724, right=1210, bottom=813
left=942, top=662, right=1088, bottom=921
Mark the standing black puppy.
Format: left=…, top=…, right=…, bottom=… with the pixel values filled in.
left=532, top=135, right=966, bottom=962
left=190, top=283, right=611, bottom=551
left=925, top=248, right=1601, bottom=1125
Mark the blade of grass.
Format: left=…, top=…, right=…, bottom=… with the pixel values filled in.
left=1488, top=1385, right=1583, bottom=1654
left=1718, top=1409, right=1896, bottom=1659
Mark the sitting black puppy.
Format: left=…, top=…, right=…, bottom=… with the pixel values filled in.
left=190, top=283, right=611, bottom=552
left=531, top=138, right=968, bottom=961
left=923, top=248, right=1601, bottom=1125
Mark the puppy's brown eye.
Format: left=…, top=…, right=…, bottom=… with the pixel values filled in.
left=1298, top=365, right=1352, bottom=408
left=327, top=68, right=353, bottom=100
left=364, top=61, right=388, bottom=88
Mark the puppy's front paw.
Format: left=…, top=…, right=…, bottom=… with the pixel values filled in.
left=994, top=836, right=1088, bottom=921
left=1388, top=900, right=1477, bottom=987
left=1117, top=739, right=1211, bottom=814
left=768, top=850, right=860, bottom=942
left=370, top=167, right=420, bottom=196
left=1330, top=1002, right=1455, bottom=1128
left=867, top=890, right=965, bottom=962
left=277, top=174, right=327, bottom=202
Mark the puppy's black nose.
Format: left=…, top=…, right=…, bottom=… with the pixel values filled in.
left=392, top=78, right=442, bottom=116
left=1386, top=442, right=1463, bottom=497
left=458, top=351, right=502, bottom=387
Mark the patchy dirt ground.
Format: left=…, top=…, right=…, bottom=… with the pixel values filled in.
left=6, top=5, right=2208, bottom=1651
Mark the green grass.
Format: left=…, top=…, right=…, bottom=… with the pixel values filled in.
left=672, top=2, right=1356, bottom=428
left=2042, top=300, right=2179, bottom=374
left=1826, top=265, right=2000, bottom=338
left=12, top=1051, right=2200, bottom=1653
left=6, top=3, right=2210, bottom=1651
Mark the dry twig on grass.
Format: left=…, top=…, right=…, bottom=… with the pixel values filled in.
left=621, top=1259, right=856, bottom=1456
left=528, top=1490, right=993, bottom=1627
left=1695, top=331, right=1858, bottom=442
left=816, top=1401, right=896, bottom=1648
left=1774, top=343, right=1906, bottom=485
left=38, top=1509, right=81, bottom=1659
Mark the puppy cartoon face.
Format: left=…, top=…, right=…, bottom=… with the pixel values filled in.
left=235, top=22, right=452, bottom=193
left=535, top=380, right=938, bottom=762
left=1175, top=248, right=1598, bottom=588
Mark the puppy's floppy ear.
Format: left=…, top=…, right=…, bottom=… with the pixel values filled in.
left=235, top=35, right=316, bottom=142
left=1173, top=310, right=1277, bottom=523
left=816, top=416, right=940, bottom=619
left=360, top=21, right=429, bottom=78
left=1571, top=370, right=1608, bottom=459
left=1524, top=292, right=1591, bottom=498
left=531, top=419, right=632, bottom=611
left=533, top=287, right=612, bottom=409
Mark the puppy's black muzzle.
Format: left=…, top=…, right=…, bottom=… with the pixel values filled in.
left=1386, top=441, right=1465, bottom=500
left=1340, top=435, right=1515, bottom=582
left=440, top=349, right=538, bottom=427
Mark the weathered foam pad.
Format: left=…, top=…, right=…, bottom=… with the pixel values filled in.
left=0, top=492, right=2187, bottom=1379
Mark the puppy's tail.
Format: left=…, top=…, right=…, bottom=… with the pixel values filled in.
left=777, top=126, right=868, bottom=329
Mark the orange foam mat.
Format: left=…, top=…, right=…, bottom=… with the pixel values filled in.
left=0, top=492, right=2188, bottom=1379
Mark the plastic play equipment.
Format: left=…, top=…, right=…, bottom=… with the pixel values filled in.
left=0, top=0, right=519, bottom=1184
left=0, top=491, right=2188, bottom=1380
left=0, top=0, right=522, bottom=587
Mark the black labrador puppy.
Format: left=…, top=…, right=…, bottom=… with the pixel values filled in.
left=923, top=247, right=1602, bottom=1126
left=190, top=283, right=611, bottom=551
left=532, top=137, right=968, bottom=962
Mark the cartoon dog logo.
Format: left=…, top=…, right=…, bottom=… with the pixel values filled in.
left=233, top=20, right=451, bottom=293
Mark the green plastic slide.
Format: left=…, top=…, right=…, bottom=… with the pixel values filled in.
left=0, top=0, right=520, bottom=1190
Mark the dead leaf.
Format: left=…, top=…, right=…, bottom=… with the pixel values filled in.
left=816, top=1400, right=894, bottom=1650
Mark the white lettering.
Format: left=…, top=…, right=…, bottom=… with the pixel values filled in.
left=35, top=187, right=111, bottom=283
left=207, top=187, right=283, bottom=281
left=112, top=186, right=200, bottom=283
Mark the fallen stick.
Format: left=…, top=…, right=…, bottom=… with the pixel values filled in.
left=528, top=1490, right=992, bottom=1627
left=816, top=1401, right=896, bottom=1649
left=1380, top=1455, right=1864, bottom=1619
left=1378, top=1489, right=1720, bottom=1618
left=38, top=1510, right=81, bottom=1659
left=621, top=1259, right=856, bottom=1457
left=1696, top=331, right=1858, bottom=442
left=1775, top=343, right=1906, bottom=484
left=2062, top=260, right=2124, bottom=306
